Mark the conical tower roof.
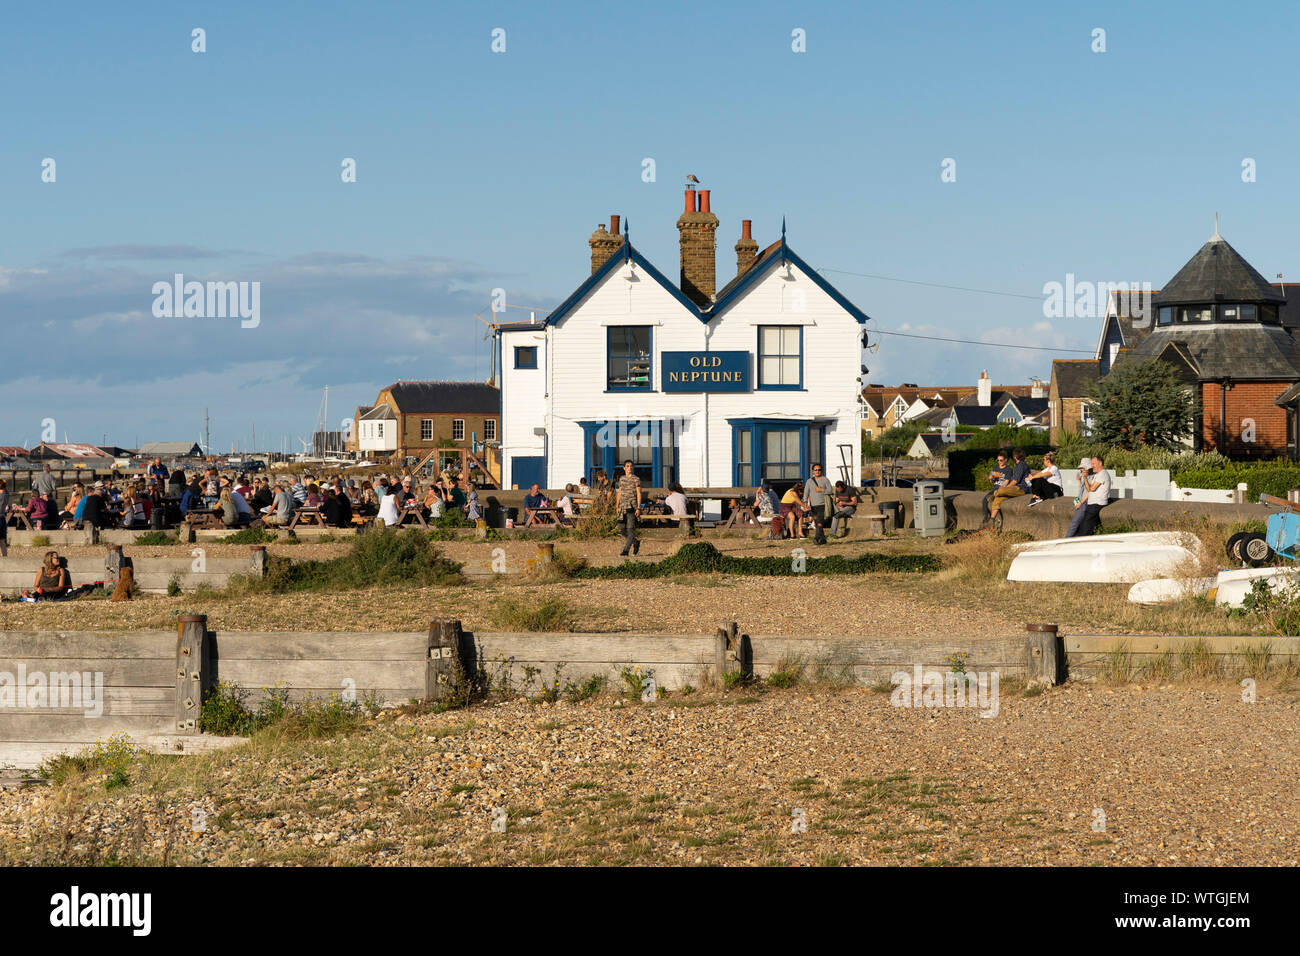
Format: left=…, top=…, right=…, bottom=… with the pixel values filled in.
left=1152, top=231, right=1284, bottom=307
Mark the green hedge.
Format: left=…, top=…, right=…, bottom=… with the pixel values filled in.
left=575, top=542, right=940, bottom=579
left=1173, top=461, right=1300, bottom=501
left=948, top=446, right=1051, bottom=491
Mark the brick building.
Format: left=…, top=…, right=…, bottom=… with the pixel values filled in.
left=364, top=381, right=500, bottom=477
left=1125, top=228, right=1300, bottom=457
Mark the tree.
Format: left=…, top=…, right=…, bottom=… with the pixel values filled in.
left=1087, top=359, right=1197, bottom=450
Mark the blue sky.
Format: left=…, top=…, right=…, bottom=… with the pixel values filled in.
left=4, top=0, right=1300, bottom=451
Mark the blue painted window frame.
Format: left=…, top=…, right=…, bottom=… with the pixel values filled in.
left=514, top=346, right=538, bottom=369
left=579, top=419, right=676, bottom=487
left=756, top=325, right=804, bottom=390
left=729, top=418, right=826, bottom=486
left=606, top=326, right=654, bottom=392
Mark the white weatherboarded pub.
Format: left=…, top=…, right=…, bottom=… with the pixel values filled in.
left=498, top=189, right=870, bottom=490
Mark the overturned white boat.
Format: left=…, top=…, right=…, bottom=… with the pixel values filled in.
left=1127, top=576, right=1216, bottom=604
left=1212, top=566, right=1300, bottom=609
left=1007, top=532, right=1201, bottom=584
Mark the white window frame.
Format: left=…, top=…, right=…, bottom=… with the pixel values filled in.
left=484, top=419, right=497, bottom=441
left=452, top=419, right=465, bottom=441
left=420, top=419, right=433, bottom=441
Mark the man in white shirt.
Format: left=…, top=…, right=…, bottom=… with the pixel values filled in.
left=1068, top=455, right=1111, bottom=537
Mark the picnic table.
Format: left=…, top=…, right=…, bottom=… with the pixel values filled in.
left=6, top=506, right=32, bottom=530
left=723, top=504, right=759, bottom=529
left=395, top=504, right=428, bottom=528
left=288, top=507, right=325, bottom=529
left=523, top=507, right=564, bottom=528
left=183, top=508, right=224, bottom=530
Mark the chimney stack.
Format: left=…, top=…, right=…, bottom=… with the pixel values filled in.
left=977, top=370, right=992, bottom=407
left=735, top=219, right=758, bottom=277
left=676, top=188, right=718, bottom=308
left=588, top=214, right=624, bottom=274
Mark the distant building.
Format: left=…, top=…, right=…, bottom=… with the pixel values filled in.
left=1048, top=359, right=1100, bottom=443
left=25, top=442, right=115, bottom=465
left=906, top=431, right=972, bottom=458
left=138, top=441, right=204, bottom=459
left=369, top=381, right=500, bottom=477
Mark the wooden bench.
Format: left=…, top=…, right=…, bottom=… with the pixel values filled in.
left=288, top=507, right=325, bottom=529
left=638, top=513, right=696, bottom=535
left=723, top=505, right=758, bottom=529
left=524, top=507, right=563, bottom=528
left=184, top=508, right=225, bottom=530
left=6, top=506, right=32, bottom=530
left=395, top=506, right=429, bottom=529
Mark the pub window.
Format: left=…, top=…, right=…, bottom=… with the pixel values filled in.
left=452, top=419, right=465, bottom=441
left=759, top=326, right=802, bottom=388
left=607, top=326, right=652, bottom=390
left=420, top=419, right=433, bottom=441
left=617, top=425, right=654, bottom=484
left=1158, top=307, right=1173, bottom=326
left=514, top=346, right=537, bottom=369
left=736, top=428, right=753, bottom=487
left=1221, top=304, right=1239, bottom=321
left=484, top=419, right=496, bottom=441
left=1180, top=306, right=1212, bottom=322
left=763, top=429, right=802, bottom=480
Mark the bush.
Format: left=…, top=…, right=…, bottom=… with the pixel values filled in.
left=260, top=528, right=462, bottom=593
left=38, top=732, right=139, bottom=790
left=491, top=595, right=576, bottom=631
left=30, top=534, right=50, bottom=547
left=222, top=526, right=277, bottom=545
left=199, top=680, right=367, bottom=739
left=133, top=531, right=174, bottom=545
left=575, top=541, right=940, bottom=579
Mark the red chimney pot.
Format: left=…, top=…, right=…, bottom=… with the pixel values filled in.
left=741, top=219, right=752, bottom=240
left=610, top=214, right=620, bottom=235
left=683, top=189, right=697, bottom=214
left=698, top=190, right=711, bottom=214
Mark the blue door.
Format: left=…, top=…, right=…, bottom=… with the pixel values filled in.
left=511, top=456, right=546, bottom=490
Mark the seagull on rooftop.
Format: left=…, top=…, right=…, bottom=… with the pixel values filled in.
left=686, top=174, right=700, bottom=185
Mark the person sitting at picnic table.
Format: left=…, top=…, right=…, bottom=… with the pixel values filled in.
left=168, top=467, right=187, bottom=497
left=577, top=477, right=591, bottom=497
left=288, top=475, right=307, bottom=506
left=229, top=485, right=253, bottom=526
left=830, top=481, right=860, bottom=538
left=665, top=482, right=689, bottom=518
left=22, top=550, right=70, bottom=601
left=394, top=478, right=416, bottom=508
left=988, top=447, right=1031, bottom=522
left=233, top=475, right=252, bottom=499
left=261, top=480, right=293, bottom=526
left=60, top=483, right=84, bottom=528
left=557, top=484, right=578, bottom=519
left=249, top=477, right=273, bottom=512
left=215, top=489, right=239, bottom=528
left=321, top=486, right=352, bottom=528
left=26, top=492, right=52, bottom=530
left=77, top=483, right=108, bottom=530
left=420, top=482, right=444, bottom=519
left=754, top=482, right=778, bottom=524
left=780, top=484, right=808, bottom=539
left=180, top=478, right=204, bottom=515
left=377, top=486, right=401, bottom=527
left=1027, top=451, right=1064, bottom=506
left=121, top=490, right=148, bottom=529
left=523, top=483, right=547, bottom=523
left=305, top=483, right=323, bottom=508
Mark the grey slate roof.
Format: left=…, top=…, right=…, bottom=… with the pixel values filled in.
left=138, top=441, right=204, bottom=456
left=385, top=381, right=500, bottom=414
left=1052, top=359, right=1101, bottom=398
left=1125, top=324, right=1300, bottom=380
left=360, top=405, right=397, bottom=420
left=1152, top=237, right=1285, bottom=307
left=1004, top=396, right=1049, bottom=418
left=918, top=405, right=1000, bottom=428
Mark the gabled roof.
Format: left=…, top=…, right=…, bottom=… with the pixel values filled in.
left=382, top=382, right=500, bottom=415
left=910, top=432, right=973, bottom=455
left=1052, top=359, right=1101, bottom=398
left=861, top=393, right=885, bottom=415
left=1152, top=235, right=1285, bottom=307
left=545, top=239, right=703, bottom=326
left=360, top=404, right=397, bottom=420
left=1003, top=396, right=1049, bottom=418
left=708, top=238, right=872, bottom=324
left=1125, top=324, right=1300, bottom=380
left=138, top=441, right=203, bottom=456
left=28, top=442, right=114, bottom=459
left=919, top=405, right=1000, bottom=428
left=543, top=231, right=872, bottom=327
left=0, top=446, right=29, bottom=457
left=1096, top=289, right=1160, bottom=360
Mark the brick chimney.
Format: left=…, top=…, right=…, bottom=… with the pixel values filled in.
left=676, top=189, right=718, bottom=308
left=589, top=214, right=623, bottom=274
left=734, top=219, right=758, bottom=277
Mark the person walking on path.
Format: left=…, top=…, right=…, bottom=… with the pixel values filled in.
left=616, top=459, right=642, bottom=557
left=803, top=464, right=834, bottom=545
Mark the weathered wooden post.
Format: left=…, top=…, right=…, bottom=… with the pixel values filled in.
left=248, top=545, right=266, bottom=579
left=104, top=545, right=123, bottom=579
left=176, top=614, right=210, bottom=733
left=537, top=543, right=554, bottom=564
left=715, top=622, right=753, bottom=682
left=428, top=619, right=464, bottom=702
left=1025, top=623, right=1060, bottom=685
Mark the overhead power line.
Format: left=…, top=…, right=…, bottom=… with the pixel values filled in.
left=870, top=328, right=1094, bottom=354
left=817, top=266, right=1042, bottom=301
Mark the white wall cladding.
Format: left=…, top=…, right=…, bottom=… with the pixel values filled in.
left=501, top=255, right=863, bottom=489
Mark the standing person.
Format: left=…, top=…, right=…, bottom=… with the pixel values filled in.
left=464, top=481, right=483, bottom=528
left=79, top=483, right=107, bottom=530
left=989, top=448, right=1031, bottom=522
left=149, top=458, right=170, bottom=484
left=32, top=464, right=57, bottom=499
left=616, top=459, right=642, bottom=557
left=0, top=478, right=9, bottom=557
left=1069, top=455, right=1111, bottom=537
left=980, top=452, right=1013, bottom=526
left=803, top=464, right=834, bottom=545
left=1027, top=452, right=1063, bottom=505
left=168, top=467, right=187, bottom=498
